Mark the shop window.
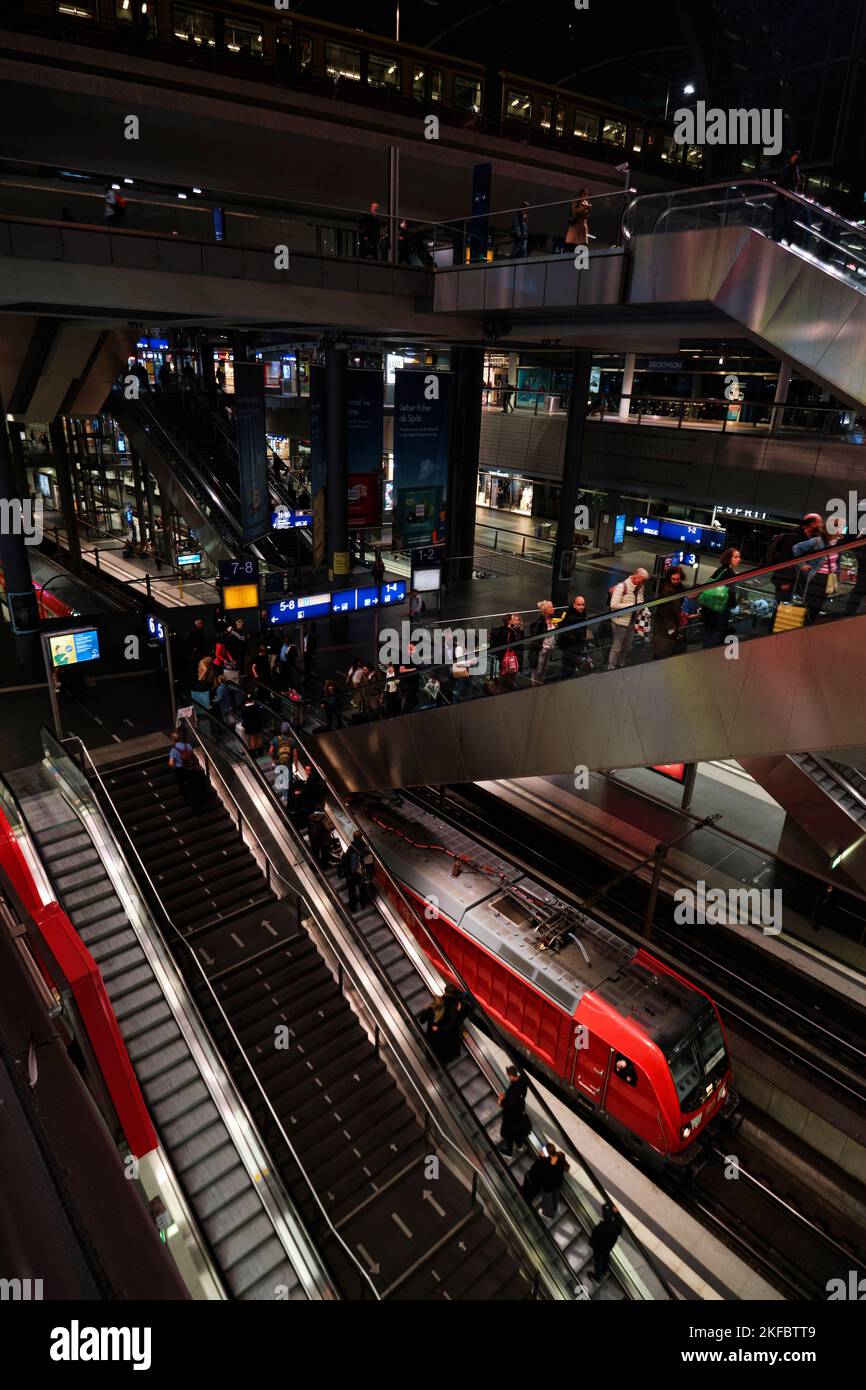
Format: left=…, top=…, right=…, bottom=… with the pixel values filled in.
left=224, top=18, right=262, bottom=58
left=555, top=103, right=566, bottom=137
left=430, top=68, right=442, bottom=102
left=454, top=76, right=482, bottom=113
left=174, top=5, right=214, bottom=46
left=412, top=64, right=426, bottom=100
left=572, top=108, right=599, bottom=141
left=506, top=90, right=531, bottom=122
left=57, top=0, right=96, bottom=16
left=298, top=34, right=312, bottom=73
left=540, top=99, right=553, bottom=131
left=325, top=42, right=361, bottom=81
left=602, top=118, right=627, bottom=147
left=368, top=54, right=400, bottom=90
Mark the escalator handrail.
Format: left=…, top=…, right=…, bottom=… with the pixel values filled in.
left=622, top=178, right=866, bottom=252
left=190, top=711, right=592, bottom=1300
left=277, top=718, right=676, bottom=1299
left=53, top=728, right=381, bottom=1301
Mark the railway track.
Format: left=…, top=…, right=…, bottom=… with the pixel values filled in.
left=403, top=785, right=866, bottom=1113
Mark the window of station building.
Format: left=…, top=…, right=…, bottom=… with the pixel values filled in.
left=572, top=109, right=599, bottom=141
left=368, top=54, right=401, bottom=90
left=224, top=18, right=262, bottom=58
left=174, top=5, right=214, bottom=46
left=454, top=76, right=482, bottom=113
left=506, top=90, right=532, bottom=122
left=412, top=64, right=426, bottom=100
left=602, top=117, right=627, bottom=147
left=325, top=42, right=361, bottom=81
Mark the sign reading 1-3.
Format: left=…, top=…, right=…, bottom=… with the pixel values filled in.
left=218, top=558, right=259, bottom=584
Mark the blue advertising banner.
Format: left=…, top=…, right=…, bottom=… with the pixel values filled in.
left=392, top=370, right=451, bottom=549
left=233, top=361, right=269, bottom=542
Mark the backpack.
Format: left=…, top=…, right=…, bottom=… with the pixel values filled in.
left=179, top=743, right=194, bottom=766
left=766, top=531, right=795, bottom=567
left=275, top=735, right=293, bottom=766
left=501, top=648, right=519, bottom=675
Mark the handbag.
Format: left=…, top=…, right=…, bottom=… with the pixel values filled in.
left=698, top=585, right=730, bottom=613
left=825, top=572, right=838, bottom=596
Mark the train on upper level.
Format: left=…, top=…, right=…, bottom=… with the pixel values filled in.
left=16, top=0, right=703, bottom=184
left=355, top=796, right=736, bottom=1171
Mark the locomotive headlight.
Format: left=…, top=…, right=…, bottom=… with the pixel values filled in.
left=681, top=1123, right=692, bottom=1139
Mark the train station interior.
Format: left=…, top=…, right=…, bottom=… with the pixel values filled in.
left=1, top=0, right=865, bottom=1355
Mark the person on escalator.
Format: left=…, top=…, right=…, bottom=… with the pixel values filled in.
left=523, top=1142, right=570, bottom=1219
left=771, top=150, right=804, bottom=244
left=168, top=730, right=206, bottom=813
left=341, top=830, right=374, bottom=912
left=767, top=514, right=822, bottom=602
left=240, top=688, right=265, bottom=753
left=793, top=516, right=843, bottom=622
left=498, top=1065, right=530, bottom=1157
left=213, top=673, right=245, bottom=727
left=250, top=644, right=272, bottom=702
left=306, top=801, right=334, bottom=869
left=651, top=567, right=686, bottom=659
left=418, top=989, right=463, bottom=1065
left=589, top=1202, right=623, bottom=1281
left=699, top=547, right=741, bottom=649
left=225, top=618, right=249, bottom=670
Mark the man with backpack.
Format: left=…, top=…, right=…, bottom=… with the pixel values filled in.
left=607, top=568, right=649, bottom=670
left=766, top=514, right=822, bottom=601
left=168, top=730, right=206, bottom=813
left=341, top=830, right=375, bottom=913
left=268, top=721, right=296, bottom=801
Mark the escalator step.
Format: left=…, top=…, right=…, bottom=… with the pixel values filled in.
left=70, top=894, right=124, bottom=927
left=112, top=978, right=169, bottom=1022
left=76, top=909, right=133, bottom=946
left=143, top=1054, right=200, bottom=1104
left=102, top=956, right=153, bottom=996
left=85, top=926, right=140, bottom=967
left=125, top=1016, right=183, bottom=1064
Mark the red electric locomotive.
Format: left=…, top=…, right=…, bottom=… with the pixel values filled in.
left=357, top=799, right=736, bottom=1171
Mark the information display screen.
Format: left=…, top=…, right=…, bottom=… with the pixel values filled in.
left=413, top=568, right=441, bottom=594
left=272, top=510, right=313, bottom=531
left=613, top=513, right=626, bottom=545
left=48, top=628, right=100, bottom=667
left=380, top=580, right=407, bottom=606
left=267, top=593, right=332, bottom=625
left=176, top=552, right=202, bottom=567
left=631, top=516, right=726, bottom=553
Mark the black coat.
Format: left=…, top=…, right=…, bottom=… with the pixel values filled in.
left=590, top=1213, right=623, bottom=1255
left=557, top=608, right=591, bottom=654
left=529, top=1152, right=568, bottom=1193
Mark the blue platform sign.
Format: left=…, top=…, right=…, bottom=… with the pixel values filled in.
left=331, top=585, right=381, bottom=614
left=267, top=593, right=331, bottom=625
left=233, top=361, right=269, bottom=542
left=392, top=371, right=452, bottom=549
left=380, top=579, right=407, bottom=606
left=146, top=614, right=166, bottom=642
left=632, top=516, right=726, bottom=553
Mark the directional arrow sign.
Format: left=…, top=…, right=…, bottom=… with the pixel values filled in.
left=357, top=1244, right=380, bottom=1275
left=199, top=949, right=215, bottom=966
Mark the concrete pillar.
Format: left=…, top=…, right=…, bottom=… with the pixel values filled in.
left=8, top=422, right=29, bottom=498
left=49, top=418, right=83, bottom=578
left=552, top=350, right=593, bottom=607
left=325, top=344, right=349, bottom=584
left=619, top=352, right=635, bottom=420
left=445, top=346, right=484, bottom=585
left=770, top=362, right=792, bottom=431
left=0, top=388, right=39, bottom=633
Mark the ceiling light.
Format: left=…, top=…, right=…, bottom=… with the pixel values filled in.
left=684, top=83, right=695, bottom=95
left=177, top=192, right=187, bottom=199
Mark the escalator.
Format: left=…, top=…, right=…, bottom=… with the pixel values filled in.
left=192, top=709, right=668, bottom=1300
left=623, top=181, right=866, bottom=409
left=2, top=753, right=322, bottom=1301
left=739, top=752, right=866, bottom=891
left=88, top=744, right=545, bottom=1299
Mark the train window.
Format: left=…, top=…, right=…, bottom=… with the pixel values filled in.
left=430, top=68, right=443, bottom=102
left=224, top=18, right=262, bottom=59
left=602, top=118, right=627, bottom=147
left=298, top=34, right=312, bottom=73
left=685, top=145, right=703, bottom=169
left=454, top=76, right=482, bottom=114
left=572, top=109, right=599, bottom=141
left=613, top=1053, right=637, bottom=1087
left=540, top=99, right=553, bottom=131
left=412, top=65, right=426, bottom=100
left=115, top=0, right=158, bottom=31
left=555, top=103, right=566, bottom=137
left=326, top=42, right=361, bottom=82
left=174, top=5, right=214, bottom=46
left=631, top=124, right=643, bottom=154
left=57, top=0, right=96, bottom=16
left=506, top=90, right=532, bottom=122
left=368, top=55, right=401, bottom=90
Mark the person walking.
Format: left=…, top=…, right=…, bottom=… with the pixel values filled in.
left=529, top=600, right=559, bottom=685
left=771, top=149, right=804, bottom=244
left=523, top=1142, right=570, bottom=1219
left=498, top=1065, right=530, bottom=1157
left=651, top=566, right=686, bottom=659
left=511, top=201, right=529, bottom=258
left=564, top=189, right=591, bottom=250
left=240, top=689, right=265, bottom=752
left=104, top=184, right=127, bottom=227
left=699, top=547, right=741, bottom=649
left=608, top=568, right=650, bottom=669
left=213, top=672, right=245, bottom=727
left=167, top=730, right=205, bottom=812
left=359, top=201, right=382, bottom=259
left=321, top=679, right=343, bottom=730
left=557, top=595, right=593, bottom=677
left=589, top=1202, right=623, bottom=1281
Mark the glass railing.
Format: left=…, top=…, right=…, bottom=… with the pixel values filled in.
left=190, top=704, right=672, bottom=1299
left=273, top=536, right=866, bottom=725
left=430, top=190, right=630, bottom=266
left=622, top=180, right=866, bottom=297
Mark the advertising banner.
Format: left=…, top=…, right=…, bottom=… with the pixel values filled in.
left=233, top=361, right=269, bottom=542
left=347, top=369, right=383, bottom=526
left=392, top=371, right=451, bottom=549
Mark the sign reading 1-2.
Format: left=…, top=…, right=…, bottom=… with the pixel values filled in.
left=218, top=558, right=259, bottom=584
